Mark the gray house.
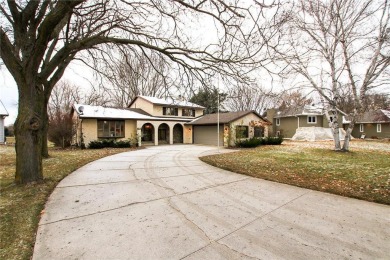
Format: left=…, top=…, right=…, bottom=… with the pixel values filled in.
left=0, top=100, right=9, bottom=143
left=344, top=109, right=390, bottom=139
left=266, top=105, right=344, bottom=140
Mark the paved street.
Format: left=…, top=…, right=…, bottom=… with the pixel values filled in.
left=33, top=145, right=390, bottom=259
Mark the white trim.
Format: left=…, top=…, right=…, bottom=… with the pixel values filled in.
left=307, top=116, right=317, bottom=124
left=276, top=118, right=280, bottom=126
left=360, top=124, right=364, bottom=132
left=377, top=124, right=381, bottom=133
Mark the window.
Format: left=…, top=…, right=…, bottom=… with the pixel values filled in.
left=329, top=116, right=334, bottom=122
left=360, top=124, right=364, bottom=132
left=236, top=125, right=249, bottom=139
left=307, top=116, right=317, bottom=124
left=182, top=109, right=195, bottom=117
left=97, top=120, right=125, bottom=138
left=254, top=126, right=264, bottom=138
left=276, top=131, right=281, bottom=137
left=377, top=124, right=381, bottom=133
left=276, top=118, right=280, bottom=126
left=163, top=107, right=178, bottom=116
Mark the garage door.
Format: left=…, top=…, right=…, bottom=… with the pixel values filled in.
left=193, top=125, right=224, bottom=146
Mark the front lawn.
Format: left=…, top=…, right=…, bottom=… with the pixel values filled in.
left=0, top=146, right=135, bottom=260
left=200, top=141, right=390, bottom=205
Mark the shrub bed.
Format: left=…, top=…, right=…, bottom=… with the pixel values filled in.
left=235, top=136, right=283, bottom=148
left=88, top=139, right=132, bottom=149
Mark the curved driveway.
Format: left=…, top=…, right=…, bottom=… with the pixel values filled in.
left=33, top=145, right=390, bottom=259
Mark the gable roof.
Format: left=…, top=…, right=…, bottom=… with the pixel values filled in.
left=353, top=109, right=390, bottom=123
left=0, top=100, right=9, bottom=116
left=275, top=105, right=324, bottom=118
left=186, top=110, right=269, bottom=125
left=128, top=95, right=205, bottom=109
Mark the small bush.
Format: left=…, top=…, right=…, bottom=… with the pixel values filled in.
left=236, top=137, right=261, bottom=148
left=88, top=139, right=132, bottom=149
left=88, top=140, right=105, bottom=149
left=115, top=140, right=132, bottom=148
left=261, top=136, right=284, bottom=145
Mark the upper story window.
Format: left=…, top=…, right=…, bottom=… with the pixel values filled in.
left=307, top=116, right=317, bottom=124
left=163, top=107, right=178, bottom=116
left=276, top=118, right=280, bottom=126
left=97, top=120, right=125, bottom=138
left=236, top=125, right=249, bottom=139
left=182, top=109, right=195, bottom=117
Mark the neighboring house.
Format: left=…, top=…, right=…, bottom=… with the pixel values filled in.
left=72, top=95, right=205, bottom=147
left=0, top=100, right=9, bottom=143
left=186, top=110, right=270, bottom=146
left=344, top=109, right=390, bottom=139
left=266, top=105, right=344, bottom=140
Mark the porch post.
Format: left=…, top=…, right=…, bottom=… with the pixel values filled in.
left=169, top=124, right=174, bottom=145
left=154, top=124, right=159, bottom=146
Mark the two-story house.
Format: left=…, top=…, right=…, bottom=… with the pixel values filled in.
left=72, top=95, right=205, bottom=146
left=266, top=105, right=345, bottom=140
left=72, top=95, right=270, bottom=147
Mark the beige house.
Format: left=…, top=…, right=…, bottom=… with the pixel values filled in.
left=72, top=96, right=205, bottom=147
left=72, top=96, right=270, bottom=147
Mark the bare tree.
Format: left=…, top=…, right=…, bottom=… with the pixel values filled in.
left=225, top=84, right=279, bottom=113
left=273, top=0, right=390, bottom=151
left=0, top=1, right=279, bottom=183
left=48, top=81, right=110, bottom=148
left=103, top=51, right=169, bottom=107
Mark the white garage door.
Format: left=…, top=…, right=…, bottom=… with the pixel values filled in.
left=193, top=125, right=224, bottom=146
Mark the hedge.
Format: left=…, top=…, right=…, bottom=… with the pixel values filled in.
left=88, top=139, right=132, bottom=149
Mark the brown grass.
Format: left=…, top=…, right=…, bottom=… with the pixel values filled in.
left=201, top=141, right=390, bottom=205
left=0, top=146, right=135, bottom=260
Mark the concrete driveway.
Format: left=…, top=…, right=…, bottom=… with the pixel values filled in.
left=33, top=145, right=390, bottom=259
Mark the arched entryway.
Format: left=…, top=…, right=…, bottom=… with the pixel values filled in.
left=141, top=123, right=154, bottom=143
left=158, top=123, right=170, bottom=144
left=173, top=124, right=183, bottom=143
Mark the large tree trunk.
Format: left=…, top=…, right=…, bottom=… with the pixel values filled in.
left=342, top=121, right=355, bottom=152
left=14, top=83, right=45, bottom=184
left=41, top=100, right=50, bottom=158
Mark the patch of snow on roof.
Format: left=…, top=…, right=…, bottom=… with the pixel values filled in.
left=301, top=105, right=323, bottom=115
left=342, top=116, right=350, bottom=124
left=74, top=104, right=154, bottom=119
left=0, top=100, right=9, bottom=116
left=381, top=109, right=390, bottom=119
left=139, top=96, right=205, bottom=108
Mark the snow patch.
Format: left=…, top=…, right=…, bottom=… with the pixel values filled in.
left=292, top=127, right=349, bottom=141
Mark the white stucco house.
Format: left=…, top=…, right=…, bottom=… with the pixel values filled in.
left=0, top=100, right=9, bottom=143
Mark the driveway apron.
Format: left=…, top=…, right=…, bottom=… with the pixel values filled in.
left=33, top=145, right=390, bottom=259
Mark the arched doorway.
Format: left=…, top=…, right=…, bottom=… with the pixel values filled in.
left=158, top=123, right=170, bottom=144
left=142, top=123, right=154, bottom=143
left=173, top=124, right=183, bottom=143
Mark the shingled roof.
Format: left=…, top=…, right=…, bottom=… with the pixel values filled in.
left=275, top=105, right=324, bottom=118
left=186, top=110, right=268, bottom=125
left=353, top=109, right=390, bottom=123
